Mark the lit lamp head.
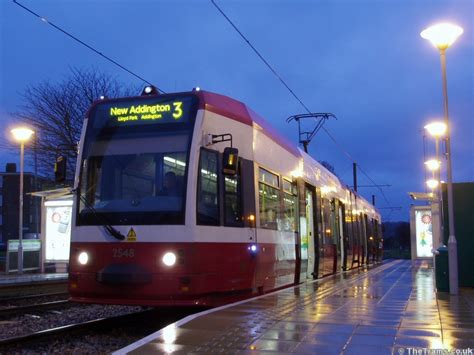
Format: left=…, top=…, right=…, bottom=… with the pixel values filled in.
left=425, top=159, right=441, bottom=171
left=141, top=85, right=159, bottom=96
left=420, top=23, right=463, bottom=50
left=426, top=179, right=440, bottom=190
left=424, top=121, right=447, bottom=138
left=11, top=127, right=34, bottom=143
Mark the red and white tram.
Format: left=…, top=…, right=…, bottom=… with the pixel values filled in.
left=69, top=89, right=383, bottom=306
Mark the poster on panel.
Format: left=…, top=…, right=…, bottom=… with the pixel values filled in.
left=45, top=200, right=72, bottom=261
left=415, top=209, right=433, bottom=258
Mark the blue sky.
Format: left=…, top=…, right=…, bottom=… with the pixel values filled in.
left=1, top=0, right=473, bottom=221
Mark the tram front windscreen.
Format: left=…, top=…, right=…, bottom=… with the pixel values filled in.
left=77, top=95, right=198, bottom=225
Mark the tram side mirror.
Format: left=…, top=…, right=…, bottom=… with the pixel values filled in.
left=54, top=155, right=67, bottom=182
left=222, top=147, right=239, bottom=176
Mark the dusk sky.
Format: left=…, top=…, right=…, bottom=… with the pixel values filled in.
left=1, top=0, right=473, bottom=222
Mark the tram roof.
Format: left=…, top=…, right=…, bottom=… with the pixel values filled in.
left=196, top=90, right=380, bottom=217
left=196, top=90, right=301, bottom=157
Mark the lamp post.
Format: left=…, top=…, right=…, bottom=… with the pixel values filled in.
left=421, top=23, right=463, bottom=295
left=425, top=122, right=447, bottom=242
left=11, top=127, right=35, bottom=274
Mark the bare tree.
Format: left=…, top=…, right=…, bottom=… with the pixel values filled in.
left=14, top=67, right=138, bottom=181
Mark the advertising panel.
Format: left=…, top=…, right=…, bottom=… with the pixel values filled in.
left=45, top=200, right=72, bottom=261
left=415, top=209, right=433, bottom=258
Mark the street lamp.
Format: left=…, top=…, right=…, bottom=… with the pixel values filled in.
left=421, top=22, right=463, bottom=295
left=425, top=121, right=446, bottom=245
left=425, top=122, right=446, bottom=191
left=424, top=121, right=446, bottom=241
left=11, top=127, right=34, bottom=274
left=426, top=179, right=439, bottom=190
left=424, top=122, right=447, bottom=138
left=425, top=159, right=441, bottom=171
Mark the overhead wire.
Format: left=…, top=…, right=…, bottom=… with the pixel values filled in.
left=210, top=0, right=392, bottom=209
left=12, top=0, right=166, bottom=93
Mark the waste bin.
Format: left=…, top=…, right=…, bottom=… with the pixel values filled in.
left=435, top=245, right=449, bottom=292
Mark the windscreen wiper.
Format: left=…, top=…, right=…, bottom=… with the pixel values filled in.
left=72, top=188, right=125, bottom=241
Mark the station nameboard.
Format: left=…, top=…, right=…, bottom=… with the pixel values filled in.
left=8, top=239, right=41, bottom=252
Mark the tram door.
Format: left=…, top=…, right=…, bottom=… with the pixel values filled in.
left=299, top=186, right=316, bottom=279
left=336, top=201, right=345, bottom=271
left=362, top=214, right=369, bottom=264
left=344, top=199, right=354, bottom=269
left=305, top=188, right=316, bottom=277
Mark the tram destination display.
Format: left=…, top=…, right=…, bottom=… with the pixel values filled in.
left=94, top=95, right=196, bottom=128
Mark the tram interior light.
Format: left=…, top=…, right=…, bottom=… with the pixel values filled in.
left=78, top=251, right=89, bottom=265
left=162, top=252, right=177, bottom=266
left=290, top=169, right=303, bottom=178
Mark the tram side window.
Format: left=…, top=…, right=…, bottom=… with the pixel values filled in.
left=259, top=168, right=280, bottom=230
left=282, top=179, right=297, bottom=232
left=322, top=198, right=334, bottom=244
left=354, top=214, right=361, bottom=244
left=224, top=162, right=243, bottom=226
left=197, top=149, right=219, bottom=225
left=346, top=207, right=354, bottom=246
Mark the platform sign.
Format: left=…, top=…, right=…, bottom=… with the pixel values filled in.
left=7, top=239, right=41, bottom=252
left=45, top=200, right=73, bottom=261
left=6, top=240, right=41, bottom=273
left=415, top=209, right=433, bottom=258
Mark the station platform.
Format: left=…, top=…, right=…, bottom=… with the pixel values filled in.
left=0, top=272, right=68, bottom=287
left=116, top=260, right=474, bottom=354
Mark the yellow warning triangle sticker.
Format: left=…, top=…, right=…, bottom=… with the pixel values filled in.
left=127, top=227, right=137, bottom=242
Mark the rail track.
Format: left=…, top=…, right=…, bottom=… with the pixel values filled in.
left=0, top=309, right=153, bottom=348
left=0, top=299, right=72, bottom=318
left=0, top=307, right=201, bottom=353
left=0, top=279, right=68, bottom=299
left=0, top=291, right=69, bottom=303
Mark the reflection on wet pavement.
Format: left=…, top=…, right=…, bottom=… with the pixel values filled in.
left=124, top=260, right=474, bottom=354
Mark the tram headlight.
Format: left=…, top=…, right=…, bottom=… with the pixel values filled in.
left=78, top=251, right=89, bottom=265
left=248, top=244, right=258, bottom=255
left=162, top=252, right=177, bottom=267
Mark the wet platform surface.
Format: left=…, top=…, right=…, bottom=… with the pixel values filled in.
left=0, top=272, right=68, bottom=286
left=117, top=260, right=474, bottom=354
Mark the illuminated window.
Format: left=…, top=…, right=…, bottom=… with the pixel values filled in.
left=258, top=168, right=280, bottom=230
left=259, top=168, right=279, bottom=188
left=224, top=164, right=243, bottom=227
left=321, top=198, right=335, bottom=244
left=281, top=179, right=297, bottom=232
left=197, top=149, right=219, bottom=225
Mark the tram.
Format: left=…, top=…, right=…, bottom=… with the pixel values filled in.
left=68, top=88, right=383, bottom=306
